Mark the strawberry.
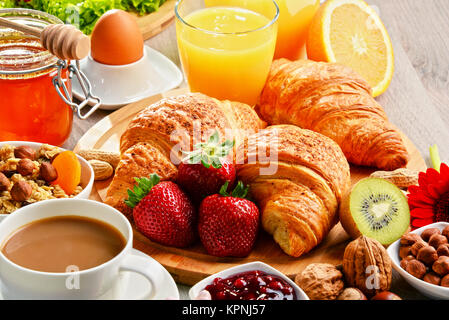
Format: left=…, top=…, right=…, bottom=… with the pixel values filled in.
left=177, top=131, right=236, bottom=204
left=125, top=174, right=196, bottom=248
left=198, top=181, right=259, bottom=257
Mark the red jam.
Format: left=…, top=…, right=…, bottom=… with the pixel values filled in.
left=205, top=270, right=296, bottom=300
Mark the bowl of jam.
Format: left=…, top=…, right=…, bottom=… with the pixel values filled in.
left=189, top=262, right=309, bottom=300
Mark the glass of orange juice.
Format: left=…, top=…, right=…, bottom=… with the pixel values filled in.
left=205, top=0, right=320, bottom=60
left=175, top=0, right=279, bottom=106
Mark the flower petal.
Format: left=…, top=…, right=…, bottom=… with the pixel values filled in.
left=410, top=208, right=434, bottom=219
left=426, top=168, right=441, bottom=181
left=412, top=218, right=434, bottom=228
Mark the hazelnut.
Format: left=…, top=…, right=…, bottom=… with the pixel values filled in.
left=423, top=272, right=441, bottom=286
left=400, top=255, right=415, bottom=270
left=40, top=162, right=58, bottom=183
left=400, top=233, right=422, bottom=246
left=441, top=274, right=449, bottom=287
left=0, top=172, right=10, bottom=191
left=14, top=146, right=35, bottom=160
left=432, top=256, right=449, bottom=276
left=443, top=226, right=449, bottom=239
left=437, top=244, right=449, bottom=257
left=421, top=228, right=441, bottom=242
left=399, top=246, right=412, bottom=259
left=411, top=240, right=427, bottom=256
left=371, top=291, right=402, bottom=300
left=405, top=259, right=427, bottom=279
left=417, top=246, right=438, bottom=265
left=337, top=288, right=367, bottom=300
left=429, top=234, right=448, bottom=249
left=17, top=159, right=35, bottom=176
left=10, top=181, right=32, bottom=202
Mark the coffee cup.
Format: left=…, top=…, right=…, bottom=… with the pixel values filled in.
left=0, top=199, right=164, bottom=300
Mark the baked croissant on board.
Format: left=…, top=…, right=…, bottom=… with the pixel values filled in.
left=257, top=59, right=409, bottom=170
left=105, top=93, right=265, bottom=218
left=237, top=125, right=351, bottom=257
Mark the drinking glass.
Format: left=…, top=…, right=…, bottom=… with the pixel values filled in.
left=204, top=0, right=321, bottom=60
left=175, top=0, right=279, bottom=106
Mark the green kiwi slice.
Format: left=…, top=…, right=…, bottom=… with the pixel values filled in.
left=345, top=178, right=410, bottom=244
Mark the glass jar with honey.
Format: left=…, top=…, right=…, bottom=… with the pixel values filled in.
left=0, top=8, right=100, bottom=146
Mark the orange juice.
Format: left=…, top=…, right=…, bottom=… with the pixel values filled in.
left=176, top=4, right=278, bottom=105
left=205, top=0, right=320, bottom=60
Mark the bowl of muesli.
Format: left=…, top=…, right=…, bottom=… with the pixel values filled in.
left=0, top=142, right=94, bottom=215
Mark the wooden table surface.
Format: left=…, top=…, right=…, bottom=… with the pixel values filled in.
left=64, top=0, right=449, bottom=300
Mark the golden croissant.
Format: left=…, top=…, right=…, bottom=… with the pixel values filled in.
left=105, top=93, right=265, bottom=218
left=237, top=125, right=351, bottom=257
left=257, top=59, right=409, bottom=170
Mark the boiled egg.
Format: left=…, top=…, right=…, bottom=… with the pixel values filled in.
left=91, top=9, right=144, bottom=65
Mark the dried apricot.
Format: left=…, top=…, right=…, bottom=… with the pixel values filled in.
left=51, top=151, right=81, bottom=195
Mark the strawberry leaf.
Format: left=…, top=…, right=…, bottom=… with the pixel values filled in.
left=219, top=181, right=249, bottom=199
left=125, top=174, right=160, bottom=208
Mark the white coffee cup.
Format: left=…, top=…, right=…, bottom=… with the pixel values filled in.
left=0, top=199, right=164, bottom=300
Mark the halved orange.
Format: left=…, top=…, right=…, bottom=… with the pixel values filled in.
left=307, top=0, right=394, bottom=97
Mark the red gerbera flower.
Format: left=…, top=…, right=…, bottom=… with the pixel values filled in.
left=407, top=163, right=449, bottom=229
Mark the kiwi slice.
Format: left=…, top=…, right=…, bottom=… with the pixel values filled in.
left=339, top=178, right=410, bottom=245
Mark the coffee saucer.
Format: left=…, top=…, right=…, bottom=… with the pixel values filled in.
left=110, top=249, right=179, bottom=300
left=0, top=246, right=179, bottom=300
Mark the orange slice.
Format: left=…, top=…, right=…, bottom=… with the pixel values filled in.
left=307, top=0, right=394, bottom=97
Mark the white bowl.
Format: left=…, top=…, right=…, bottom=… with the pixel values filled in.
left=0, top=141, right=94, bottom=214
left=189, top=261, right=309, bottom=300
left=387, top=222, right=449, bottom=300
left=72, top=46, right=183, bottom=110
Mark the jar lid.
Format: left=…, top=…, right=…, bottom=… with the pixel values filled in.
left=0, top=8, right=62, bottom=77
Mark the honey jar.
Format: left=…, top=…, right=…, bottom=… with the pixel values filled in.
left=0, top=9, right=100, bottom=146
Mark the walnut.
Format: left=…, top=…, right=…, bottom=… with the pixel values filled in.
left=423, top=272, right=441, bottom=286
left=432, top=256, right=449, bottom=276
left=342, top=236, right=392, bottom=297
left=400, top=233, right=422, bottom=246
left=405, top=259, right=426, bottom=279
left=295, top=263, right=344, bottom=300
left=429, top=234, right=448, bottom=249
left=417, top=245, right=438, bottom=265
left=421, top=228, right=441, bottom=242
left=337, top=288, right=367, bottom=300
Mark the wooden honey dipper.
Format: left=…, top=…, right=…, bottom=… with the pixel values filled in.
left=0, top=17, right=90, bottom=60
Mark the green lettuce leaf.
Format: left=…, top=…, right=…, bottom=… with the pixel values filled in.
left=0, top=0, right=167, bottom=34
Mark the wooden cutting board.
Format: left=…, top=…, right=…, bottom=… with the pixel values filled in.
left=74, top=88, right=427, bottom=285
left=133, top=0, right=176, bottom=40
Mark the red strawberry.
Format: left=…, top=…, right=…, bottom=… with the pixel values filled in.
left=198, top=181, right=259, bottom=257
left=125, top=174, right=196, bottom=248
left=177, top=131, right=236, bottom=204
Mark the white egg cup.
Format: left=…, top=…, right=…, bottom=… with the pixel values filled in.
left=72, top=46, right=183, bottom=110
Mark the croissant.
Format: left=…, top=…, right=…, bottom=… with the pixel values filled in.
left=236, top=125, right=350, bottom=257
left=257, top=59, right=409, bottom=170
left=106, top=93, right=265, bottom=218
